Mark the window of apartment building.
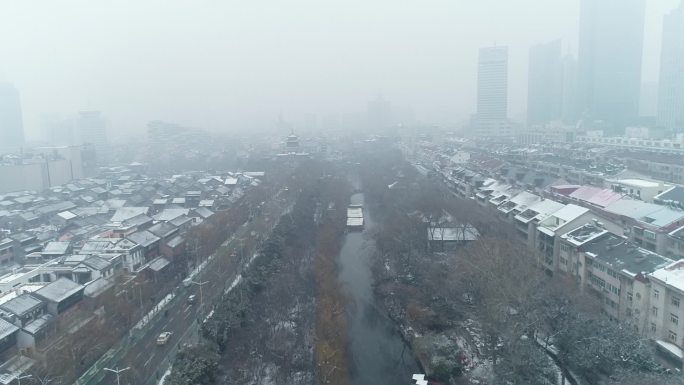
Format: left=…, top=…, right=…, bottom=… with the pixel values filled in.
left=654, top=289, right=660, bottom=299
left=673, top=297, right=680, bottom=308
left=560, top=243, right=571, bottom=253
left=610, top=285, right=620, bottom=296
left=608, top=269, right=618, bottom=279
left=670, top=330, right=678, bottom=343
left=544, top=255, right=553, bottom=266
left=590, top=274, right=606, bottom=290
left=672, top=314, right=679, bottom=326
left=560, top=256, right=568, bottom=266
left=653, top=306, right=659, bottom=317
left=636, top=292, right=641, bottom=301
left=651, top=323, right=657, bottom=333
left=644, top=230, right=656, bottom=240
left=594, top=262, right=606, bottom=273
left=627, top=292, right=633, bottom=302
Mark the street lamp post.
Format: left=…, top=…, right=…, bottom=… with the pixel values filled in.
left=104, top=367, right=130, bottom=385
left=189, top=280, right=208, bottom=317
left=16, top=374, right=32, bottom=385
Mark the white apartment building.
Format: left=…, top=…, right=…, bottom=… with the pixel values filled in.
left=559, top=225, right=671, bottom=331
left=606, top=178, right=670, bottom=203
left=650, top=261, right=684, bottom=355
left=514, top=199, right=565, bottom=249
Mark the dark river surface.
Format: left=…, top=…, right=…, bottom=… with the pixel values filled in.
left=338, top=192, right=419, bottom=385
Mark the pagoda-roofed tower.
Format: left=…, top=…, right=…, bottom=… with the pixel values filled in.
left=286, top=131, right=299, bottom=150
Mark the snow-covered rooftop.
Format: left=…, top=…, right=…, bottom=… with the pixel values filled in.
left=551, top=204, right=589, bottom=223
left=610, top=178, right=662, bottom=188
left=605, top=200, right=684, bottom=228
left=651, top=260, right=684, bottom=293
left=569, top=186, right=623, bottom=208
left=110, top=207, right=149, bottom=223
left=514, top=199, right=565, bottom=224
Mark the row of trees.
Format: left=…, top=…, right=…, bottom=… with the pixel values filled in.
left=357, top=146, right=677, bottom=385
left=169, top=159, right=341, bottom=384
left=312, top=170, right=351, bottom=385
left=165, top=345, right=220, bottom=385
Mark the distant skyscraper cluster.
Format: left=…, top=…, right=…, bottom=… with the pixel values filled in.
left=526, top=0, right=646, bottom=133
left=527, top=40, right=563, bottom=126
left=476, top=0, right=684, bottom=138
left=575, top=0, right=645, bottom=129
left=658, top=1, right=684, bottom=130
left=0, top=82, right=24, bottom=152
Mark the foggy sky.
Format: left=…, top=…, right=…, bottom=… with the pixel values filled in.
left=0, top=0, right=679, bottom=140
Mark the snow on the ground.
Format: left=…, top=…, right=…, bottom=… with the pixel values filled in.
left=203, top=309, right=215, bottom=323
left=656, top=339, right=684, bottom=359
left=225, top=275, right=242, bottom=295
left=134, top=292, right=175, bottom=330
left=157, top=367, right=172, bottom=385
left=224, top=253, right=260, bottom=295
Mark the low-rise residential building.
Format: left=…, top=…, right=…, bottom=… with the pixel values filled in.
left=31, top=278, right=84, bottom=316
left=427, top=225, right=479, bottom=251
left=496, top=191, right=541, bottom=221
left=654, top=186, right=684, bottom=207
left=668, top=226, right=684, bottom=261
left=18, top=314, right=53, bottom=350
left=602, top=200, right=684, bottom=255
left=0, top=295, right=46, bottom=328
left=126, top=230, right=160, bottom=262
left=535, top=204, right=622, bottom=273
left=41, top=242, right=71, bottom=260
left=650, top=261, right=684, bottom=357
left=0, top=319, right=19, bottom=356
left=513, top=199, right=565, bottom=249
left=560, top=226, right=671, bottom=330
left=606, top=178, right=670, bottom=203
left=147, top=222, right=178, bottom=243
left=105, top=238, right=143, bottom=272
left=475, top=179, right=512, bottom=207
left=565, top=186, right=624, bottom=209
left=536, top=204, right=591, bottom=272
left=190, top=207, right=214, bottom=222
left=448, top=168, right=483, bottom=198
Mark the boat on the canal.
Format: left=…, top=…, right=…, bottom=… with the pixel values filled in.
left=346, top=204, right=364, bottom=230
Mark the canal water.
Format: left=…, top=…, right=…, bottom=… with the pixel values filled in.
left=338, top=192, right=419, bottom=385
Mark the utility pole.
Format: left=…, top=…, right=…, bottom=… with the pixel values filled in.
left=137, top=283, right=144, bottom=321
left=104, top=367, right=129, bottom=385
left=189, top=280, right=208, bottom=317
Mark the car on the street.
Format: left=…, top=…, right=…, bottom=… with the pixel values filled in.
left=156, top=332, right=172, bottom=345
left=188, top=294, right=197, bottom=304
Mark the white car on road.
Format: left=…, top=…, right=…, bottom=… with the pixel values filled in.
left=156, top=332, right=172, bottom=346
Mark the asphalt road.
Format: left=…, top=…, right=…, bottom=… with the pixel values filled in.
left=98, top=189, right=292, bottom=385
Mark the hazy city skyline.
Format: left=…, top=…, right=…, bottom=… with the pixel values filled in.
left=0, top=0, right=679, bottom=140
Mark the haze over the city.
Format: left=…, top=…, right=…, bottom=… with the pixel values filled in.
left=0, top=0, right=678, bottom=140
